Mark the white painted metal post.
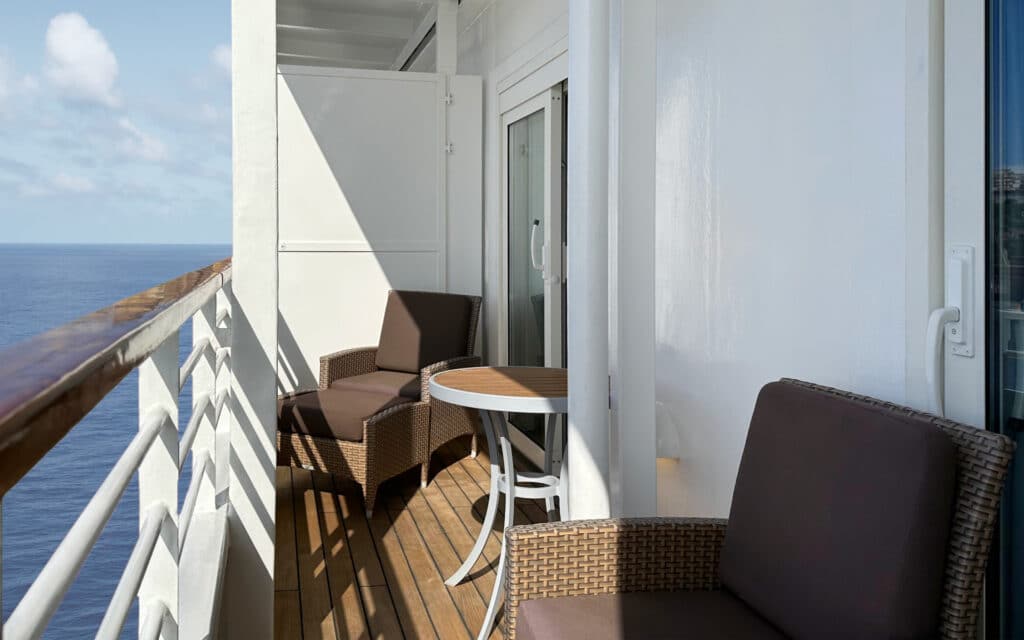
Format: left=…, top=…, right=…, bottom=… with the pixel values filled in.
left=215, top=284, right=233, bottom=502
left=436, top=0, right=457, bottom=290
left=225, top=0, right=278, bottom=636
left=138, top=333, right=179, bottom=640
left=192, top=297, right=217, bottom=512
left=608, top=0, right=657, bottom=517
left=567, top=0, right=612, bottom=520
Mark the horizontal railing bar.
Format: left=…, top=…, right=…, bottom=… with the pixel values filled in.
left=215, top=307, right=230, bottom=327
left=139, top=601, right=168, bottom=640
left=178, top=450, right=212, bottom=549
left=215, top=347, right=231, bottom=375
left=0, top=259, right=231, bottom=496
left=95, top=504, right=169, bottom=640
left=178, top=393, right=211, bottom=467
left=178, top=337, right=212, bottom=391
left=3, top=410, right=170, bottom=639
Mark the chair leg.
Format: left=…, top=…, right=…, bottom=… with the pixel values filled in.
left=420, top=462, right=429, bottom=489
left=363, top=483, right=378, bottom=519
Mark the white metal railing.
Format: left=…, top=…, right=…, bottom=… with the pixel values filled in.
left=1, top=264, right=233, bottom=640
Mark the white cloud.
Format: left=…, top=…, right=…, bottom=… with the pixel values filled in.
left=117, top=118, right=168, bottom=162
left=51, top=172, right=96, bottom=194
left=44, top=13, right=120, bottom=107
left=211, top=44, right=231, bottom=75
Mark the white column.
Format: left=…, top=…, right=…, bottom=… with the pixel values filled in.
left=224, top=0, right=278, bottom=636
left=138, top=333, right=179, bottom=639
left=566, top=0, right=612, bottom=520
left=608, top=0, right=657, bottom=517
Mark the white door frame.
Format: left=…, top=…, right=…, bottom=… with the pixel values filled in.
left=942, top=0, right=986, bottom=428
left=499, top=76, right=568, bottom=469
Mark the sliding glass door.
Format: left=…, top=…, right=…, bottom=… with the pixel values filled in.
left=988, top=1, right=1024, bottom=636
left=503, top=84, right=567, bottom=465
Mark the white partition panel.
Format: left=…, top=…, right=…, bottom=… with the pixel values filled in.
left=277, top=66, right=482, bottom=392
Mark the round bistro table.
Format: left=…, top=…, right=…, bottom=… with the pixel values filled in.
left=429, top=366, right=568, bottom=640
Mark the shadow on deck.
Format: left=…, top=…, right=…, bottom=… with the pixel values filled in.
left=274, top=436, right=549, bottom=639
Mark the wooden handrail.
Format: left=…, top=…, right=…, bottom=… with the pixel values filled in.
left=0, top=258, right=232, bottom=496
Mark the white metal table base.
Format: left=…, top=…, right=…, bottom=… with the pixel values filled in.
left=444, top=410, right=563, bottom=640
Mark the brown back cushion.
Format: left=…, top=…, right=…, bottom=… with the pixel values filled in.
left=719, top=381, right=957, bottom=640
left=375, top=290, right=473, bottom=374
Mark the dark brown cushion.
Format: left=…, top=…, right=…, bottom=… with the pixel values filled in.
left=330, top=370, right=421, bottom=399
left=374, top=290, right=473, bottom=374
left=515, top=590, right=788, bottom=640
left=719, top=381, right=958, bottom=640
left=277, top=389, right=408, bottom=443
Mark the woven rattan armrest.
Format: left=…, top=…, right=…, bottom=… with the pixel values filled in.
left=319, top=346, right=379, bottom=389
left=504, top=518, right=727, bottom=637
left=421, top=355, right=482, bottom=400
left=506, top=517, right=727, bottom=601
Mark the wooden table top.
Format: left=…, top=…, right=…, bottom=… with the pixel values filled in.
left=432, top=366, right=567, bottom=399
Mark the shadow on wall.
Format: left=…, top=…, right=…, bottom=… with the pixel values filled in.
left=278, top=312, right=318, bottom=394
left=276, top=69, right=460, bottom=394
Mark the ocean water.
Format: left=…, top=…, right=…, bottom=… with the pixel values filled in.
left=0, top=244, right=231, bottom=638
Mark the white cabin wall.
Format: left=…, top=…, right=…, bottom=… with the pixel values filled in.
left=275, top=67, right=482, bottom=392
left=654, top=0, right=908, bottom=517
left=404, top=0, right=911, bottom=521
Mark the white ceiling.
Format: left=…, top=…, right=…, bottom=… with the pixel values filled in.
left=277, top=0, right=436, bottom=70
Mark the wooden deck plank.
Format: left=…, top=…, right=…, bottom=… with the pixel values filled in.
left=385, top=502, right=471, bottom=639
left=334, top=480, right=388, bottom=588
left=277, top=445, right=518, bottom=640
left=292, top=468, right=340, bottom=640
left=422, top=474, right=500, bottom=597
left=276, top=467, right=299, bottom=592
left=360, top=586, right=404, bottom=640
left=402, top=487, right=489, bottom=629
left=314, top=474, right=371, bottom=640
left=275, top=590, right=303, bottom=640
left=367, top=507, right=437, bottom=639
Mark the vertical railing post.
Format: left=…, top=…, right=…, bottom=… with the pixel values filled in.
left=138, top=333, right=180, bottom=640
left=193, top=296, right=218, bottom=512
left=216, top=283, right=233, bottom=502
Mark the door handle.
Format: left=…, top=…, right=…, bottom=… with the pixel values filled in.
left=926, top=306, right=960, bottom=417
left=530, top=220, right=545, bottom=272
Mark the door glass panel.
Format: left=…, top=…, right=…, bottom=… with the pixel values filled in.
left=988, top=1, right=1024, bottom=636
left=508, top=108, right=546, bottom=447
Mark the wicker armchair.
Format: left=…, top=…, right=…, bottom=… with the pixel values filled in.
left=504, top=379, right=1016, bottom=640
left=277, top=291, right=481, bottom=516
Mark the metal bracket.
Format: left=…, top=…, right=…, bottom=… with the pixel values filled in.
left=443, top=93, right=453, bottom=105
left=445, top=142, right=454, bottom=154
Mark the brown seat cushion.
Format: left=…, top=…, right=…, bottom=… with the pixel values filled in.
left=719, top=381, right=958, bottom=640
left=374, top=290, right=473, bottom=374
left=277, top=389, right=409, bottom=443
left=330, top=370, right=421, bottom=399
left=515, top=590, right=788, bottom=640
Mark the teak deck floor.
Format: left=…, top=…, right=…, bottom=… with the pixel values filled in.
left=274, top=437, right=550, bottom=640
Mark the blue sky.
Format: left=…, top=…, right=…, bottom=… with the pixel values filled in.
left=0, top=2, right=231, bottom=244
